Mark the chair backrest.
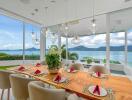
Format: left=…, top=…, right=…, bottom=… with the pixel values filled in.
left=89, top=65, right=109, bottom=74
left=10, top=74, right=34, bottom=99
left=28, top=81, right=66, bottom=100
left=0, top=70, right=12, bottom=89
left=69, top=63, right=84, bottom=70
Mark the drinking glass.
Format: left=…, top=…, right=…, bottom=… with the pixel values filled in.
left=101, top=74, right=109, bottom=88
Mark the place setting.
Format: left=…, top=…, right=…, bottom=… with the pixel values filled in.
left=88, top=84, right=107, bottom=97
left=52, top=73, right=69, bottom=84
left=35, top=63, right=42, bottom=67
left=66, top=66, right=78, bottom=73
left=92, top=72, right=106, bottom=78
left=14, top=65, right=30, bottom=72
left=30, top=69, right=48, bottom=76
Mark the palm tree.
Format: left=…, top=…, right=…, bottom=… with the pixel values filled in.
left=61, top=45, right=78, bottom=60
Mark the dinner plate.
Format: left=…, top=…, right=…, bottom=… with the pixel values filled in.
left=92, top=73, right=105, bottom=78
left=16, top=67, right=27, bottom=71
left=88, top=85, right=107, bottom=97
left=53, top=77, right=67, bottom=83
left=67, top=69, right=78, bottom=73
left=32, top=71, right=48, bottom=75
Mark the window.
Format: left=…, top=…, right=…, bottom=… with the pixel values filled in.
left=110, top=32, right=125, bottom=65
left=127, top=30, right=132, bottom=67
left=0, top=15, right=23, bottom=60
left=25, top=23, right=40, bottom=60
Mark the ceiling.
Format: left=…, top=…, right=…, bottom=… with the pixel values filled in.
left=0, top=0, right=132, bottom=37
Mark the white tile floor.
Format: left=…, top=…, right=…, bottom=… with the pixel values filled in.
left=0, top=89, right=15, bottom=100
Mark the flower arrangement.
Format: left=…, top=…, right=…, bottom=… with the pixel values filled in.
left=45, top=46, right=61, bottom=73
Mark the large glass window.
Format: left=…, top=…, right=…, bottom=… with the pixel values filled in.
left=25, top=23, right=40, bottom=60
left=0, top=15, right=23, bottom=60
left=61, top=34, right=106, bottom=63
left=110, top=32, right=125, bottom=65
left=127, top=29, right=132, bottom=67
left=0, top=14, right=41, bottom=61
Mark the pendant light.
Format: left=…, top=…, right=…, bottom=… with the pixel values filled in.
left=91, top=0, right=96, bottom=34
left=71, top=0, right=82, bottom=44
left=71, top=34, right=82, bottom=44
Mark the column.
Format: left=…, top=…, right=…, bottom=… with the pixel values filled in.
left=106, top=14, right=110, bottom=72
left=40, top=27, right=46, bottom=62
left=125, top=31, right=128, bottom=67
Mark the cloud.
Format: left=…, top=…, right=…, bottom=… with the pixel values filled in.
left=0, top=30, right=16, bottom=40
left=0, top=43, right=22, bottom=50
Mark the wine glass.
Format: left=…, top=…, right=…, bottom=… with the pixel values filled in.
left=87, top=70, right=94, bottom=86
left=101, top=74, right=109, bottom=88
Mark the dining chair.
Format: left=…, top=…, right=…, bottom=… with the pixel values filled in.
left=9, top=74, right=34, bottom=100
left=28, top=81, right=66, bottom=100
left=89, top=65, right=109, bottom=74
left=67, top=93, right=87, bottom=100
left=69, top=63, right=84, bottom=70
left=0, top=70, right=13, bottom=100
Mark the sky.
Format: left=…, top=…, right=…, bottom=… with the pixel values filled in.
left=0, top=15, right=40, bottom=50
left=0, top=14, right=132, bottom=50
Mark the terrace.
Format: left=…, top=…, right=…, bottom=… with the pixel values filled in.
left=0, top=0, right=132, bottom=100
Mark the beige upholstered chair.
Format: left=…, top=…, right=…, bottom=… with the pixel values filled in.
left=69, top=63, right=84, bottom=70
left=9, top=74, right=34, bottom=100
left=0, top=70, right=13, bottom=100
left=67, top=93, right=87, bottom=100
left=28, top=81, right=66, bottom=100
left=89, top=65, right=109, bottom=74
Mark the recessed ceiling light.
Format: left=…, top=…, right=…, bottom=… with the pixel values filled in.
left=116, top=20, right=122, bottom=25
left=50, top=0, right=56, bottom=3
left=124, top=0, right=131, bottom=2
left=31, top=13, right=35, bottom=16
left=34, top=9, right=39, bottom=12
left=44, top=6, right=49, bottom=9
left=20, top=0, right=30, bottom=4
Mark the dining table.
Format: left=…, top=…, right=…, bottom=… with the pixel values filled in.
left=8, top=65, right=132, bottom=100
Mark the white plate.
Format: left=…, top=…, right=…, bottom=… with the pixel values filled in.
left=53, top=77, right=67, bottom=83
left=92, top=73, right=105, bottom=78
left=32, top=71, right=48, bottom=75
left=67, top=69, right=78, bottom=73
left=16, top=67, right=27, bottom=71
left=88, top=85, right=107, bottom=97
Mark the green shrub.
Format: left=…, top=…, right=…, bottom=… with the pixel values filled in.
left=103, top=59, right=121, bottom=64
left=0, top=53, right=40, bottom=60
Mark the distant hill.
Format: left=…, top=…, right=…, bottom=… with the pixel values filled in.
left=69, top=45, right=132, bottom=51
left=25, top=47, right=39, bottom=51
left=1, top=45, right=132, bottom=51
left=0, top=47, right=40, bottom=51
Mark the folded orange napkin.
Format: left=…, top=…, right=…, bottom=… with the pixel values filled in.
left=93, top=85, right=100, bottom=95
left=54, top=74, right=61, bottom=82
left=70, top=66, right=75, bottom=72
left=18, top=66, right=25, bottom=71
left=96, top=72, right=101, bottom=77
left=34, top=70, right=41, bottom=74
left=35, top=63, right=41, bottom=67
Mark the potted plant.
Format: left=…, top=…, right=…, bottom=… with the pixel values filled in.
left=45, top=46, right=61, bottom=74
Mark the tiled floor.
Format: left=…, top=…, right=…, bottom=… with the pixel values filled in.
left=0, top=89, right=14, bottom=100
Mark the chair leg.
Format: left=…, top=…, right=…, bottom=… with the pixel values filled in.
left=7, top=88, right=10, bottom=100
left=1, top=89, right=4, bottom=100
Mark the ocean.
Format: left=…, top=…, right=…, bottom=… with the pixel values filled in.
left=0, top=50, right=132, bottom=67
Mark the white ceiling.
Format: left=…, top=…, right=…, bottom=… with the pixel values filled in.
left=0, top=0, right=132, bottom=37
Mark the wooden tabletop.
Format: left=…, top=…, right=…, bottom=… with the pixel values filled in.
left=8, top=65, right=132, bottom=100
